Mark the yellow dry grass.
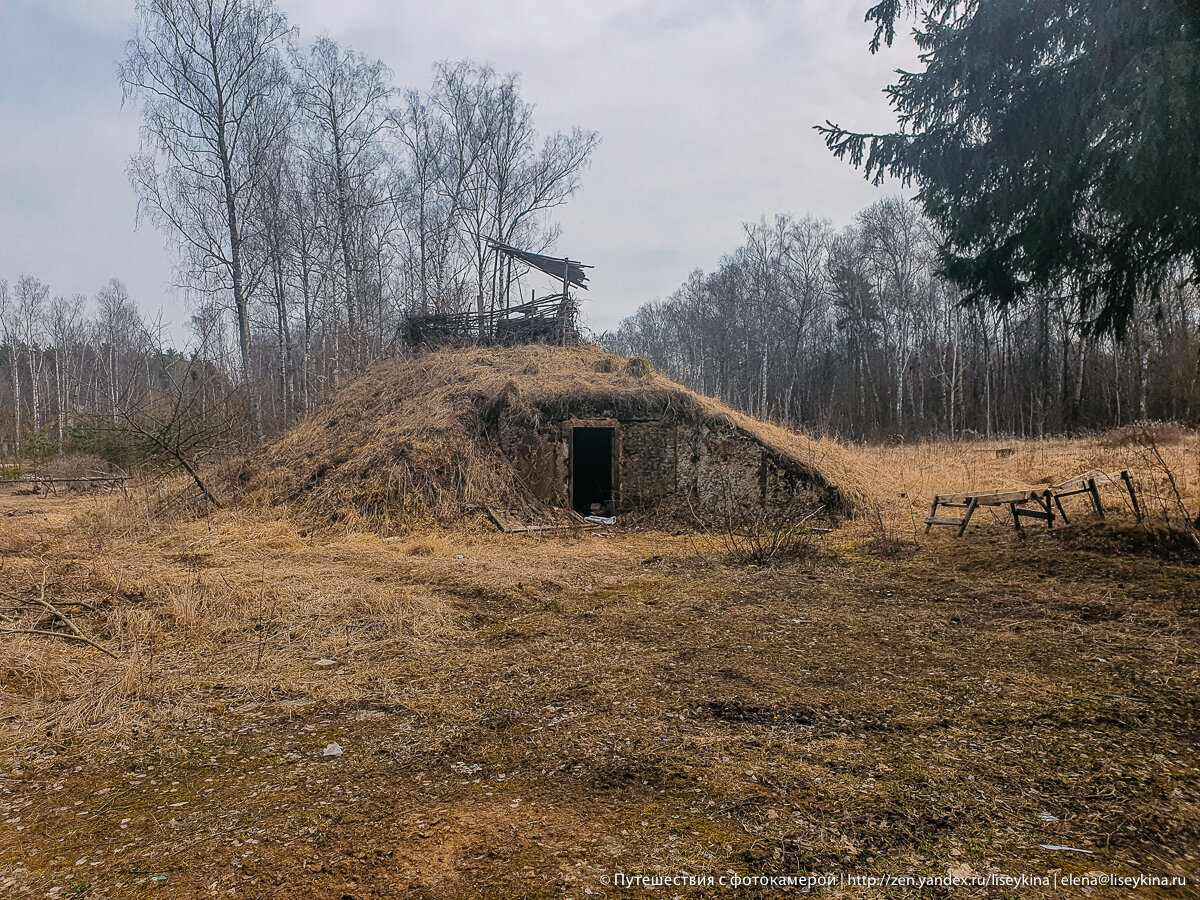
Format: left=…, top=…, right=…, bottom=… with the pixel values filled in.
left=0, top=489, right=468, bottom=747
left=0, top=425, right=1197, bottom=897
left=841, top=427, right=1198, bottom=530
left=2, top=427, right=1194, bottom=749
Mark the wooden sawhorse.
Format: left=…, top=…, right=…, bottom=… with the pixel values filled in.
left=1049, top=469, right=1141, bottom=523
left=925, top=488, right=1057, bottom=536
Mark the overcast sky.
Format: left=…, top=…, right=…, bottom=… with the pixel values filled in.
left=0, top=0, right=914, bottom=340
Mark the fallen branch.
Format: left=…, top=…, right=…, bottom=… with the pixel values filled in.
left=0, top=567, right=120, bottom=659
left=1, top=628, right=119, bottom=659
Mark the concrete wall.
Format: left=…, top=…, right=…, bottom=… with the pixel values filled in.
left=496, top=414, right=831, bottom=517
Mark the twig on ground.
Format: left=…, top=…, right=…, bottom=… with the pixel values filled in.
left=1, top=628, right=119, bottom=658
left=3, top=565, right=120, bottom=659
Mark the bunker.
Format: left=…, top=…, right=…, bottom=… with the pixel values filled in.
left=246, top=345, right=855, bottom=527
left=495, top=409, right=845, bottom=519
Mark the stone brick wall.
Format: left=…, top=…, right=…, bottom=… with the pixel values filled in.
left=618, top=422, right=677, bottom=508
left=496, top=415, right=831, bottom=517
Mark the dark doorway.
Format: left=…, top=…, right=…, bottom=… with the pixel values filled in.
left=571, top=427, right=615, bottom=515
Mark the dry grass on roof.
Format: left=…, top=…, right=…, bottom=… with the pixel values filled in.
left=232, top=345, right=865, bottom=529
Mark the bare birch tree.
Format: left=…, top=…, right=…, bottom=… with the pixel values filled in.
left=0, top=280, right=20, bottom=458
left=13, top=276, right=49, bottom=436
left=120, top=0, right=294, bottom=439
left=48, top=294, right=86, bottom=453
left=293, top=37, right=393, bottom=372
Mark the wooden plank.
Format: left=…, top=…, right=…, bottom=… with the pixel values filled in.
left=1052, top=471, right=1100, bottom=492
left=938, top=489, right=1039, bottom=505
left=1039, top=492, right=1055, bottom=529
left=485, top=504, right=598, bottom=534
left=1087, top=478, right=1104, bottom=518
left=1053, top=486, right=1092, bottom=498
left=1053, top=492, right=1070, bottom=525
left=1053, top=469, right=1126, bottom=492
left=957, top=497, right=980, bottom=537
left=484, top=504, right=518, bottom=533
left=1050, top=469, right=1146, bottom=523
left=509, top=523, right=581, bottom=533
left=924, top=497, right=940, bottom=534
left=1121, top=470, right=1143, bottom=521
left=21, top=475, right=132, bottom=484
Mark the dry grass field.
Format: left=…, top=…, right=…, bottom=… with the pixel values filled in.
left=1, top=433, right=1198, bottom=898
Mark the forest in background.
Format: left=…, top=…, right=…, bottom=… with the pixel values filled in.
left=5, top=191, right=1197, bottom=471
left=0, top=0, right=598, bottom=463
left=605, top=198, right=1200, bottom=440
left=1, top=0, right=1198, bottom=467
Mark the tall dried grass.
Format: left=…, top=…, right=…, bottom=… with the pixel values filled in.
left=0, top=493, right=466, bottom=749
left=830, top=429, right=1199, bottom=536
left=1, top=423, right=1194, bottom=753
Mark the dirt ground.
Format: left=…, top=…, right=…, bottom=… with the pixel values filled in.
left=1, top=441, right=1198, bottom=898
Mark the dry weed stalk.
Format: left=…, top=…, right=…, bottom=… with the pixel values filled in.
left=1134, top=425, right=1200, bottom=549
left=692, top=478, right=826, bottom=565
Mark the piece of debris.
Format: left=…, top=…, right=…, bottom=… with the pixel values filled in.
left=1050, top=469, right=1142, bottom=523
left=313, top=658, right=339, bottom=669
left=451, top=761, right=482, bottom=776
left=322, top=742, right=343, bottom=757
left=926, top=488, right=1056, bottom=536
left=585, top=515, right=616, bottom=525
left=1039, top=844, right=1093, bottom=854
left=1039, top=812, right=1059, bottom=822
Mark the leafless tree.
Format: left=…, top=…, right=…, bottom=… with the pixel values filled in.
left=94, top=279, right=144, bottom=425
left=12, top=276, right=50, bottom=436
left=48, top=293, right=86, bottom=453
left=293, top=36, right=393, bottom=373
left=0, top=280, right=20, bottom=458
left=120, top=0, right=294, bottom=439
left=609, top=199, right=1200, bottom=440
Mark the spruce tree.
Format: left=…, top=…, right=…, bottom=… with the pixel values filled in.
left=820, top=1, right=1200, bottom=335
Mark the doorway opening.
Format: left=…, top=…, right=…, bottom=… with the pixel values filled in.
left=571, top=426, right=615, bottom=515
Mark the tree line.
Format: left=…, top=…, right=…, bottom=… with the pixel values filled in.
left=0, top=0, right=597, bottom=463
left=4, top=0, right=1197, bottom=464
left=0, top=275, right=232, bottom=468
left=118, top=0, right=596, bottom=439
left=604, top=198, right=1200, bottom=440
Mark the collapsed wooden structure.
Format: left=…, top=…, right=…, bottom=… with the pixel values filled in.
left=401, top=292, right=579, bottom=348
left=401, top=242, right=592, bottom=349
left=925, top=469, right=1141, bottom=536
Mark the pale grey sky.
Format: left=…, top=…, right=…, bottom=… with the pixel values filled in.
left=0, top=0, right=913, bottom=339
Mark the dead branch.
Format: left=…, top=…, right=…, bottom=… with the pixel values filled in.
left=1, top=567, right=120, bottom=659
left=0, top=628, right=119, bottom=658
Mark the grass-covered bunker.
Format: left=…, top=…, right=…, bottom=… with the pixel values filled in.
left=244, top=346, right=855, bottom=527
